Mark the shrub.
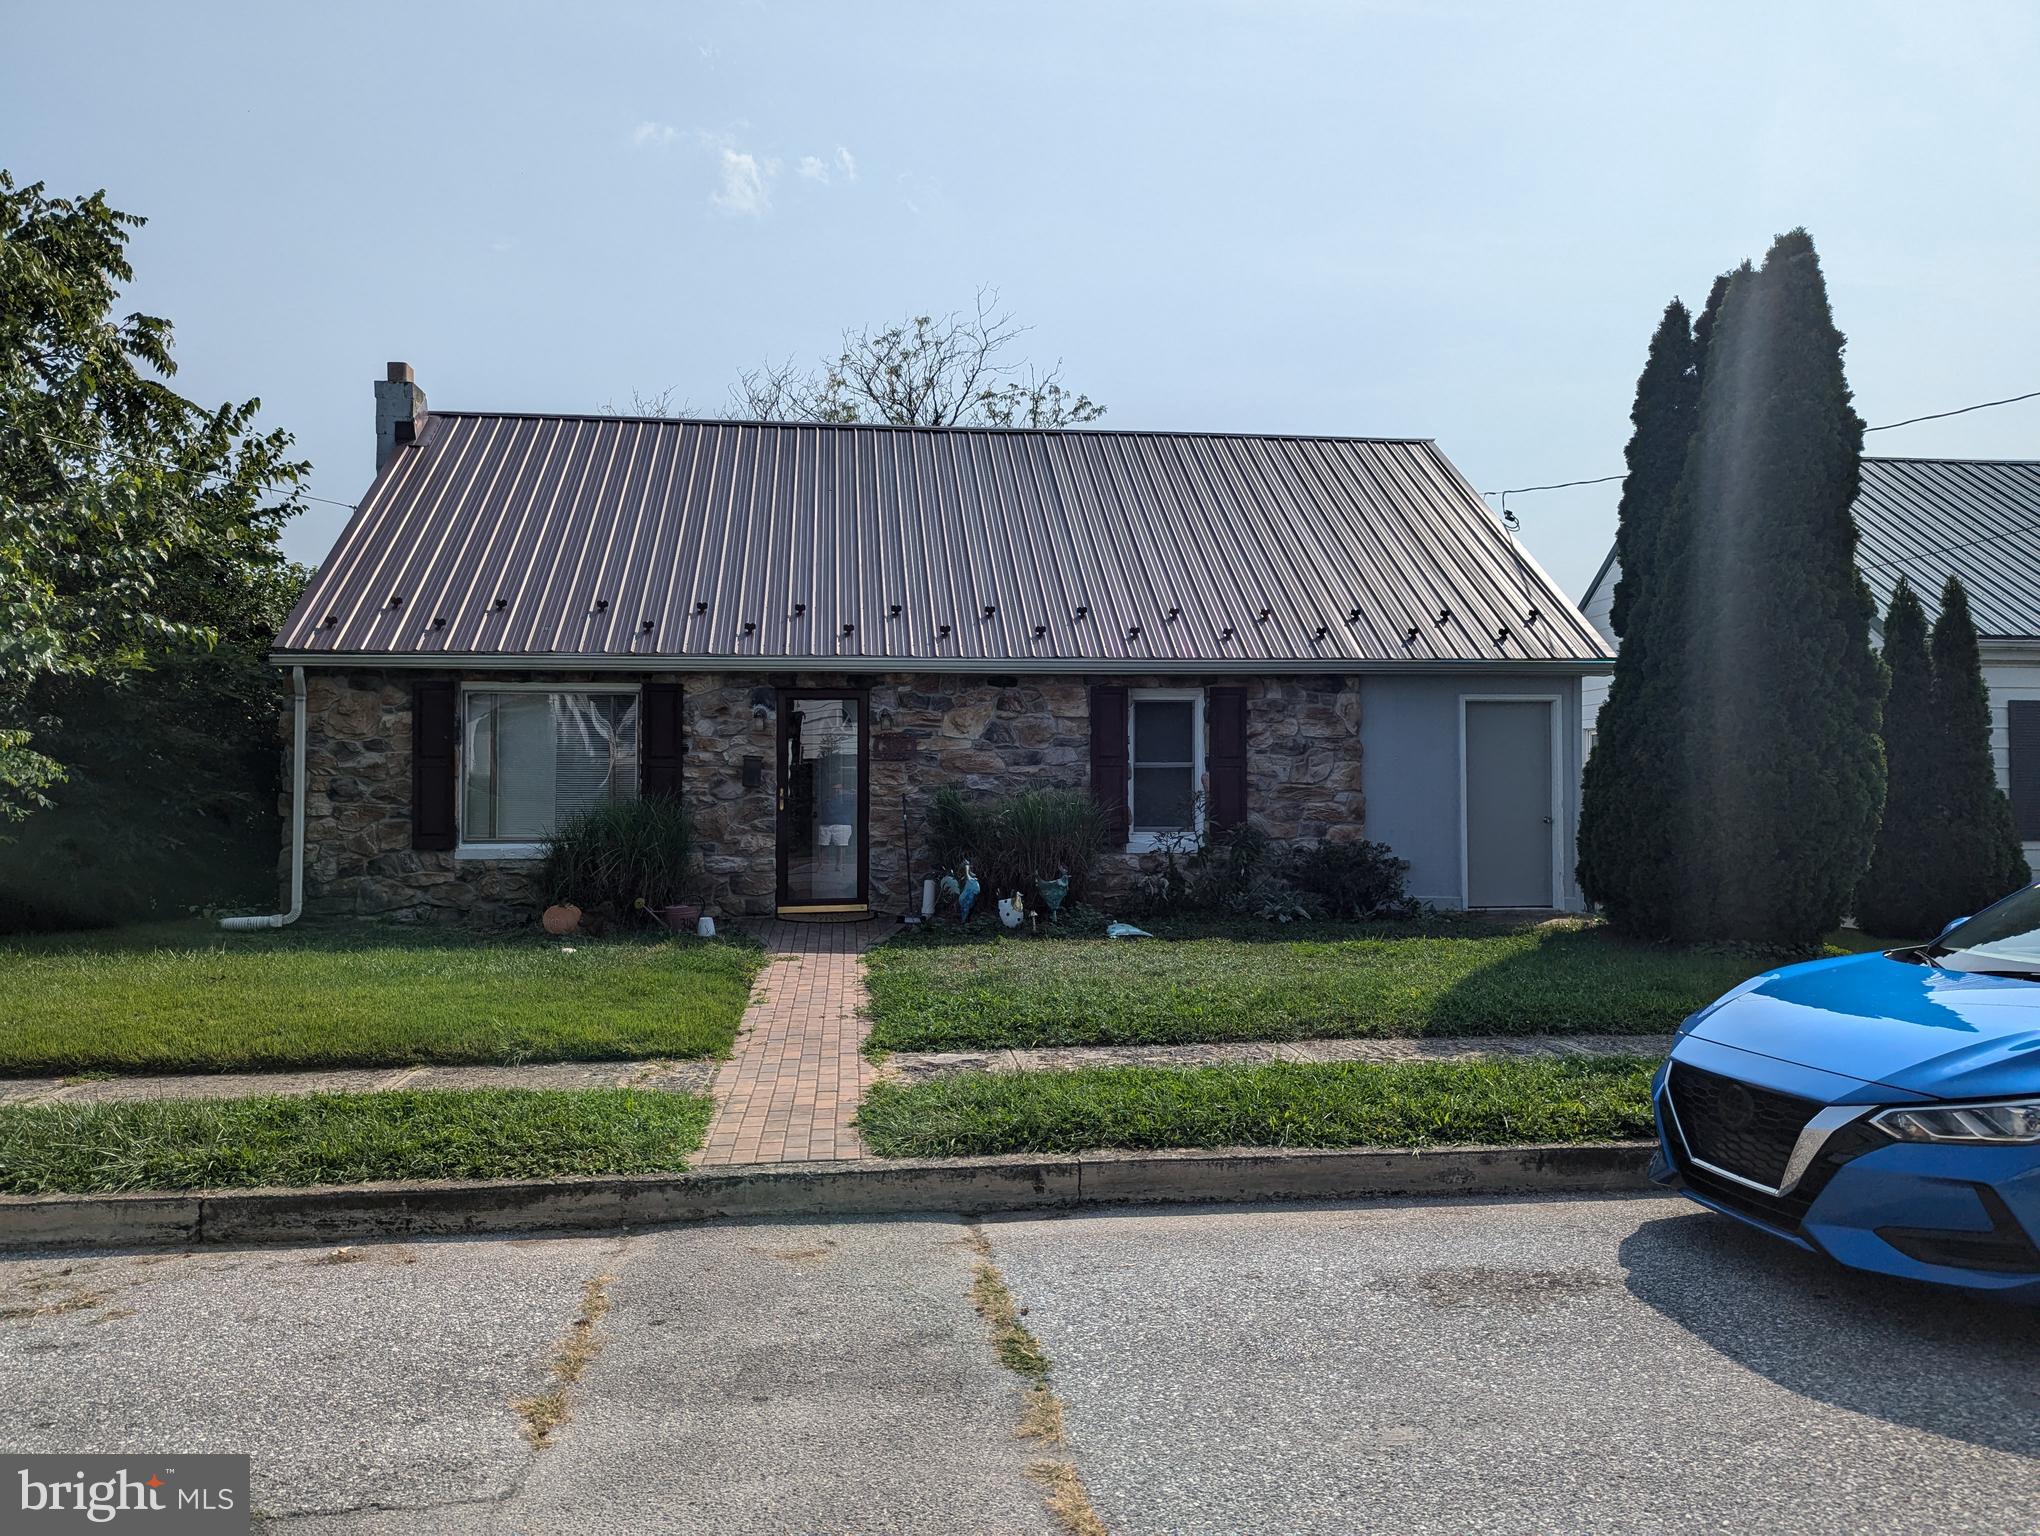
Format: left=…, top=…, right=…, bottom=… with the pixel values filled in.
left=924, top=788, right=1108, bottom=910
left=1285, top=839, right=1415, bottom=919
left=540, top=797, right=696, bottom=919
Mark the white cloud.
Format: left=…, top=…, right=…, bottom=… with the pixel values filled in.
left=795, top=146, right=859, bottom=187
left=632, top=121, right=680, bottom=149
left=712, top=148, right=770, bottom=216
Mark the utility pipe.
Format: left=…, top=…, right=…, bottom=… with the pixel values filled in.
left=220, top=665, right=306, bottom=930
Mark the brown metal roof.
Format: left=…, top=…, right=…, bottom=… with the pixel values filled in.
left=277, top=413, right=1610, bottom=670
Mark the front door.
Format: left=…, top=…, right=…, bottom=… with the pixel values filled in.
left=1464, top=699, right=1555, bottom=909
left=776, top=691, right=868, bottom=912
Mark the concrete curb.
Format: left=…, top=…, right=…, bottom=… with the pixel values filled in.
left=0, top=1142, right=1655, bottom=1252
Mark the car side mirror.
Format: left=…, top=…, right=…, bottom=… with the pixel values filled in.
left=1937, top=915, right=1969, bottom=940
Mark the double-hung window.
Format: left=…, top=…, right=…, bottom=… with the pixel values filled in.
left=1127, top=689, right=1205, bottom=850
left=461, top=688, right=640, bottom=850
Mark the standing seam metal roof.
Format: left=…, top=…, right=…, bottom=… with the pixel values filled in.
left=1850, top=457, right=2040, bottom=638
left=277, top=413, right=1610, bottom=667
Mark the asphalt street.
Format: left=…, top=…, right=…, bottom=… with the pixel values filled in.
left=4, top=1195, right=2034, bottom=1534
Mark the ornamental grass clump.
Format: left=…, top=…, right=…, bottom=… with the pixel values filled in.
left=926, top=788, right=1109, bottom=909
left=540, top=798, right=696, bottom=919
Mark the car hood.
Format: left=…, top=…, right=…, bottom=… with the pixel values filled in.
left=1683, top=951, right=2040, bottom=1099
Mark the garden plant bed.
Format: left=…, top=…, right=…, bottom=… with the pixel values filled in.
left=864, top=918, right=1875, bottom=1053
left=0, top=922, right=764, bottom=1077
left=856, top=1056, right=1659, bottom=1158
left=0, top=1087, right=717, bottom=1194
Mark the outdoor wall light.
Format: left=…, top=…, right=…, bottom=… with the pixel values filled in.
left=695, top=600, right=709, bottom=615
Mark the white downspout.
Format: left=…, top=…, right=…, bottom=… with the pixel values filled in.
left=221, top=665, right=306, bottom=930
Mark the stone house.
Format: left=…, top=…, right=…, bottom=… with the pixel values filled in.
left=262, top=365, right=1612, bottom=924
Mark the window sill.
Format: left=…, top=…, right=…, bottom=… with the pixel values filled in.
left=1126, top=829, right=1197, bottom=854
left=455, top=842, right=546, bottom=862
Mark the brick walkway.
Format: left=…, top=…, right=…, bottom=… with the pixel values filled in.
left=694, top=917, right=899, bottom=1166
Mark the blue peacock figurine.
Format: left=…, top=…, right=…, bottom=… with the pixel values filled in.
left=957, top=860, right=980, bottom=923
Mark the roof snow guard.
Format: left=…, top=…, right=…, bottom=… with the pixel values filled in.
left=276, top=413, right=1610, bottom=672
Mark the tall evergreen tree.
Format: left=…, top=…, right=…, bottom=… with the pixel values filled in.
left=1577, top=302, right=1698, bottom=924
left=1674, top=231, right=1885, bottom=945
left=1927, top=575, right=2032, bottom=922
left=1577, top=275, right=1729, bottom=933
left=1854, top=579, right=1940, bottom=936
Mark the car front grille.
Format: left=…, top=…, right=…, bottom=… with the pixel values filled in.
left=1666, top=1062, right=1822, bottom=1191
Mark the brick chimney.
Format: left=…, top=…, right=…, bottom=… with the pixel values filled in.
left=373, top=361, right=428, bottom=472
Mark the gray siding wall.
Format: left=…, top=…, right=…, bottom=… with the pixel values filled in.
left=1360, top=673, right=1587, bottom=911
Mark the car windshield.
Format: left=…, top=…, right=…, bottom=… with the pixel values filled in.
left=1932, top=884, right=2040, bottom=973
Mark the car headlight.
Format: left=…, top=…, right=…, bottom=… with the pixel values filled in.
left=1872, top=1100, right=2040, bottom=1144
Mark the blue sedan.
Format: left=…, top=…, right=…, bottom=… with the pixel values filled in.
left=1651, top=881, right=2040, bottom=1300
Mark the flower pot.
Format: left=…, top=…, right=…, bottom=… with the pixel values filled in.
left=542, top=903, right=583, bottom=937
left=657, top=903, right=702, bottom=933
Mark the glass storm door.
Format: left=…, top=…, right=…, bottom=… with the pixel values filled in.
left=777, top=692, right=868, bottom=911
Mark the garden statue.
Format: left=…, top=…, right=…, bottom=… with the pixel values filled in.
left=1037, top=867, right=1070, bottom=922
left=997, top=891, right=1026, bottom=928
left=958, top=861, right=980, bottom=923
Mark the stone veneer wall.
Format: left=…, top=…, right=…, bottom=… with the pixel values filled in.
left=292, top=670, right=1363, bottom=923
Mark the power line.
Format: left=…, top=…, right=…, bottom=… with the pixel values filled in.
left=1854, top=514, right=2040, bottom=574
left=1865, top=388, right=2040, bottom=434
left=1481, top=387, right=2039, bottom=502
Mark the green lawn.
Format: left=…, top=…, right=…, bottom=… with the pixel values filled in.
left=0, top=1087, right=715, bottom=1194
left=864, top=920, right=1862, bottom=1053
left=0, top=922, right=764, bottom=1077
left=858, top=1057, right=1658, bottom=1158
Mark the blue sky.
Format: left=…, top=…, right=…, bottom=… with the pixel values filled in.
left=7, top=0, right=2037, bottom=598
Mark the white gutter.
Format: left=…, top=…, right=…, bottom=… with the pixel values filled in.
left=220, top=665, right=306, bottom=930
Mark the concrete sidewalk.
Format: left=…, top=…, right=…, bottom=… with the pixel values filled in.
left=0, top=1058, right=718, bottom=1108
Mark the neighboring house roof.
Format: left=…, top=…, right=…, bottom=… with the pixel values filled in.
left=1853, top=457, right=2040, bottom=639
left=1576, top=455, right=2040, bottom=645
left=277, top=412, right=1609, bottom=672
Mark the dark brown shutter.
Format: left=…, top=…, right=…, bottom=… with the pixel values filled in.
left=1208, top=686, right=1249, bottom=828
left=641, top=682, right=685, bottom=800
left=411, top=680, right=458, bottom=851
left=1089, top=684, right=1129, bottom=846
left=2010, top=700, right=2040, bottom=843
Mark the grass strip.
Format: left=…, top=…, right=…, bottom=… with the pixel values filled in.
left=859, top=1057, right=1658, bottom=1158
left=0, top=1088, right=715, bottom=1194
left=0, top=922, right=763, bottom=1076
left=864, top=922, right=1843, bottom=1052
